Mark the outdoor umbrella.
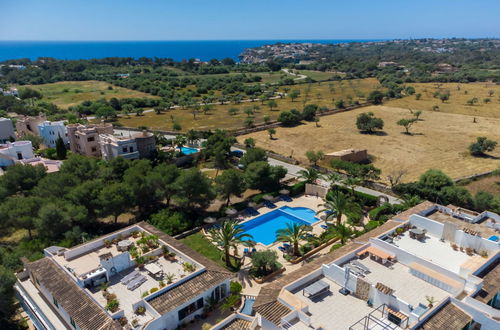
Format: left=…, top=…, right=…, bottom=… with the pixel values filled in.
left=225, top=208, right=238, bottom=216
left=203, top=217, right=217, bottom=224
left=263, top=195, right=274, bottom=201
left=248, top=202, right=257, bottom=208
left=279, top=189, right=290, bottom=195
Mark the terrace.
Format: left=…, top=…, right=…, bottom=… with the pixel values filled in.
left=51, top=225, right=204, bottom=326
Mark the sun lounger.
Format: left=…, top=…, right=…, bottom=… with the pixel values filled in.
left=278, top=246, right=287, bottom=252
left=321, top=224, right=329, bottom=230
left=263, top=201, right=276, bottom=208
left=120, top=270, right=139, bottom=285
left=303, top=280, right=330, bottom=299
left=127, top=274, right=147, bottom=291
left=280, top=195, right=292, bottom=202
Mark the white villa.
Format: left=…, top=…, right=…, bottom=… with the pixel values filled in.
left=214, top=202, right=500, bottom=330
left=15, top=222, right=233, bottom=330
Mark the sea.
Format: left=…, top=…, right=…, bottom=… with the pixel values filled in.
left=0, top=40, right=380, bottom=62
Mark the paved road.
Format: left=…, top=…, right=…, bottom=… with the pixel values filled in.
left=232, top=146, right=401, bottom=204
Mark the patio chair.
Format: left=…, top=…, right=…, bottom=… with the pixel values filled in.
left=278, top=246, right=287, bottom=252
left=263, top=201, right=276, bottom=208
left=280, top=195, right=292, bottom=202
left=321, top=224, right=329, bottom=230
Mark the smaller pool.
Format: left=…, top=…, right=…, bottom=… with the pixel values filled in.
left=240, top=298, right=255, bottom=316
left=488, top=235, right=499, bottom=242
left=178, top=146, right=199, bottom=155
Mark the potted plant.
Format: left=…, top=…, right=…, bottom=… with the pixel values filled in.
left=135, top=256, right=145, bottom=269
left=103, top=240, right=112, bottom=248
left=165, top=273, right=176, bottom=284
left=135, top=306, right=146, bottom=315
left=105, top=299, right=119, bottom=313
left=159, top=280, right=166, bottom=288
left=131, top=319, right=139, bottom=327
left=131, top=231, right=139, bottom=238
left=426, top=296, right=436, bottom=308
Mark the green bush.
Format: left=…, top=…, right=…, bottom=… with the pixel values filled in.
left=333, top=185, right=378, bottom=207
left=368, top=203, right=393, bottom=221
left=364, top=220, right=381, bottom=232
left=330, top=243, right=343, bottom=252
left=330, top=159, right=381, bottom=180
left=230, top=281, right=242, bottom=295
left=288, top=181, right=306, bottom=196
left=149, top=209, right=190, bottom=236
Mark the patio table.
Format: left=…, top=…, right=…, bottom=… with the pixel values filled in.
left=303, top=279, right=330, bottom=298
left=409, top=228, right=425, bottom=239
left=144, top=263, right=162, bottom=275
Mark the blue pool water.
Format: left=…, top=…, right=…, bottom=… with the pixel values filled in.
left=241, top=206, right=319, bottom=245
left=178, top=147, right=198, bottom=155
left=240, top=298, right=255, bottom=316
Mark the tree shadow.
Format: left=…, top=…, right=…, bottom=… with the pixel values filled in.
left=360, top=130, right=388, bottom=136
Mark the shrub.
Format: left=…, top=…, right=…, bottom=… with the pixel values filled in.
left=368, top=203, right=394, bottom=221
left=302, top=104, right=318, bottom=121
left=150, top=287, right=158, bottom=294
left=230, top=281, right=242, bottom=295
left=289, top=181, right=306, bottom=197
left=330, top=159, right=381, bottom=181
left=149, top=209, right=190, bottom=236
left=278, top=109, right=302, bottom=126
left=330, top=243, right=343, bottom=251
left=364, top=220, right=381, bottom=232
left=135, top=306, right=146, bottom=315
left=356, top=112, right=384, bottom=133
left=105, top=299, right=119, bottom=312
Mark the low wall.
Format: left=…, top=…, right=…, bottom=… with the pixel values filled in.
left=454, top=230, right=499, bottom=255
left=409, top=215, right=444, bottom=238
left=290, top=238, right=339, bottom=264
left=252, top=267, right=286, bottom=284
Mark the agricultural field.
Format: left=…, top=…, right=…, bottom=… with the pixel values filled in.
left=117, top=78, right=383, bottom=131
left=239, top=105, right=500, bottom=183
left=294, top=70, right=340, bottom=81
left=461, top=175, right=500, bottom=196
left=386, top=81, right=500, bottom=118
left=25, top=80, right=156, bottom=109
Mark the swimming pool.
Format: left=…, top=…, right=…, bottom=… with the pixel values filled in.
left=240, top=297, right=255, bottom=315
left=241, top=206, right=319, bottom=245
left=178, top=146, right=199, bottom=155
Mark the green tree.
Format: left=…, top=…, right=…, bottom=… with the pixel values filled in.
left=263, top=115, right=271, bottom=125
left=302, top=104, right=318, bottom=121
left=469, top=137, right=497, bottom=156
left=0, top=196, right=43, bottom=239
left=208, top=220, right=252, bottom=267
left=419, top=169, right=454, bottom=190
left=228, top=107, right=239, bottom=116
left=36, top=202, right=87, bottom=240
left=356, top=112, right=384, bottom=133
left=397, top=118, right=418, bottom=134
left=289, top=90, right=300, bottom=102
left=267, top=100, right=278, bottom=111
left=318, top=190, right=361, bottom=226
left=439, top=93, right=449, bottom=103
left=244, top=107, right=254, bottom=117
left=149, top=209, right=189, bottom=236
left=250, top=250, right=280, bottom=276
left=267, top=128, right=276, bottom=139
left=367, top=90, right=385, bottom=104
left=0, top=163, right=46, bottom=196
left=244, top=137, right=255, bottom=148
left=68, top=179, right=104, bottom=219
left=305, top=150, right=324, bottom=166
left=297, top=168, right=320, bottom=184
left=276, top=222, right=311, bottom=256
left=240, top=147, right=267, bottom=167
left=149, top=163, right=180, bottom=206
left=23, top=134, right=44, bottom=150
left=215, top=169, right=246, bottom=205
left=99, top=183, right=133, bottom=223
left=173, top=168, right=215, bottom=209
left=244, top=161, right=287, bottom=192
left=331, top=223, right=354, bottom=245
left=55, top=135, right=67, bottom=159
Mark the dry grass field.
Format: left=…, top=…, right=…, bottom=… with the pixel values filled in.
left=461, top=175, right=500, bottom=195
left=117, top=78, right=383, bottom=131
left=239, top=105, right=500, bottom=183
left=26, top=80, right=156, bottom=109
left=386, top=81, right=500, bottom=118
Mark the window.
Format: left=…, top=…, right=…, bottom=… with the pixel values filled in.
left=129, top=146, right=134, bottom=152
left=17, top=152, right=23, bottom=160
left=87, top=136, right=95, bottom=142
left=91, top=147, right=97, bottom=152
left=53, top=296, right=59, bottom=308
left=122, top=147, right=127, bottom=153
left=178, top=298, right=204, bottom=320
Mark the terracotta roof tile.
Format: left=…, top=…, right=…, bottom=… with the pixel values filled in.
left=415, top=301, right=472, bottom=330
left=27, top=258, right=121, bottom=330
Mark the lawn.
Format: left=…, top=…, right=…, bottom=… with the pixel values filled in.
left=181, top=232, right=238, bottom=271
left=25, top=80, right=156, bottom=109
left=295, top=70, right=340, bottom=81
left=238, top=105, right=500, bottom=183
left=116, top=78, right=383, bottom=131
left=386, top=81, right=500, bottom=118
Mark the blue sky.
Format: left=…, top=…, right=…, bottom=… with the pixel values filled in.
left=0, top=0, right=498, bottom=40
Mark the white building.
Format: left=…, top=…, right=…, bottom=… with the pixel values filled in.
left=0, top=141, right=34, bottom=167
left=15, top=222, right=232, bottom=330
left=230, top=201, right=500, bottom=330
left=99, top=134, right=139, bottom=160
left=0, top=117, right=16, bottom=142
left=38, top=121, right=68, bottom=148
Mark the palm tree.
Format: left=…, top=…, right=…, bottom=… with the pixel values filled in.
left=276, top=222, right=311, bottom=256
left=208, top=221, right=253, bottom=267
left=321, top=172, right=343, bottom=190
left=297, top=168, right=320, bottom=184
left=318, top=190, right=361, bottom=226
left=332, top=223, right=354, bottom=245
left=343, top=176, right=362, bottom=198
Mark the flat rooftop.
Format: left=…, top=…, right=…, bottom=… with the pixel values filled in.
left=291, top=277, right=375, bottom=330
left=426, top=209, right=497, bottom=238
left=390, top=231, right=475, bottom=274
left=350, top=257, right=449, bottom=307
